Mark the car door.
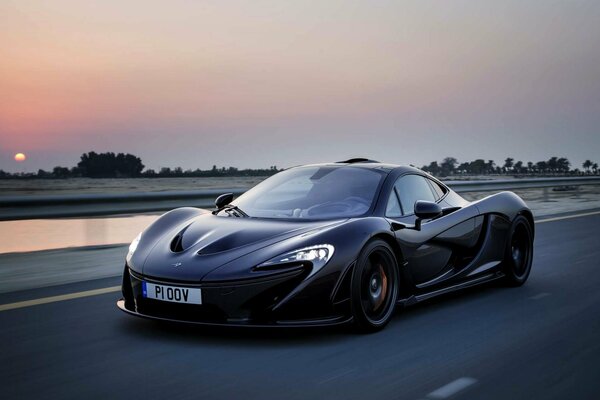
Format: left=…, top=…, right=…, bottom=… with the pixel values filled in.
left=386, top=174, right=454, bottom=285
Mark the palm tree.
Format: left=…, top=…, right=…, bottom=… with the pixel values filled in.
left=457, top=162, right=471, bottom=174
left=557, top=157, right=570, bottom=173
left=423, top=161, right=441, bottom=176
left=470, top=159, right=487, bottom=175
left=536, top=161, right=548, bottom=174
left=441, top=157, right=458, bottom=176
left=547, top=157, right=558, bottom=173
left=503, top=158, right=514, bottom=173
left=583, top=160, right=593, bottom=173
left=593, top=163, right=598, bottom=174
left=514, top=161, right=523, bottom=174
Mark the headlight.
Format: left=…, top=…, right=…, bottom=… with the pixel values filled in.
left=256, top=244, right=334, bottom=275
left=126, top=232, right=142, bottom=262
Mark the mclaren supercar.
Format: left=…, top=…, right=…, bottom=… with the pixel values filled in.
left=117, top=159, right=534, bottom=331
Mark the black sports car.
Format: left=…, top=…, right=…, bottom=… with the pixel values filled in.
left=118, top=159, right=534, bottom=331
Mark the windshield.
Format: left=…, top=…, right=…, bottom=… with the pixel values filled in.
left=227, top=166, right=385, bottom=220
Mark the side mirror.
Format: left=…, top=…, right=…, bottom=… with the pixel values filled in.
left=215, top=193, right=234, bottom=209
left=390, top=200, right=443, bottom=232
left=414, top=200, right=443, bottom=220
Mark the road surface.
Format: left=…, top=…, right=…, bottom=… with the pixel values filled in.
left=1, top=212, right=600, bottom=399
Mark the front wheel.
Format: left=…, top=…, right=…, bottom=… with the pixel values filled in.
left=351, top=239, right=399, bottom=332
left=502, top=215, right=534, bottom=286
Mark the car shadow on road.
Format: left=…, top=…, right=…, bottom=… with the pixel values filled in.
left=116, top=313, right=349, bottom=346
left=115, top=279, right=511, bottom=346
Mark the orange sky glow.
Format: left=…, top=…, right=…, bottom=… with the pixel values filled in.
left=1, top=1, right=599, bottom=172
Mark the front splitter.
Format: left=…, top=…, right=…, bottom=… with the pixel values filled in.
left=116, top=299, right=352, bottom=328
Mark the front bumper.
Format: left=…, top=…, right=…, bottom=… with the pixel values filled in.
left=118, top=265, right=351, bottom=327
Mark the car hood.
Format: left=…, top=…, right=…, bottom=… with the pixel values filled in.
left=141, top=213, right=345, bottom=282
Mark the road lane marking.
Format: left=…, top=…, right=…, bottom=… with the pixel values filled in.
left=530, top=292, right=550, bottom=300
left=0, top=286, right=121, bottom=312
left=536, top=210, right=600, bottom=224
left=427, top=377, right=477, bottom=399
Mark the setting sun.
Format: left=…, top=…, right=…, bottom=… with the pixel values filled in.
left=14, top=153, right=26, bottom=162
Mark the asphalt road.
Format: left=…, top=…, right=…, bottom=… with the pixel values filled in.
left=1, top=213, right=600, bottom=400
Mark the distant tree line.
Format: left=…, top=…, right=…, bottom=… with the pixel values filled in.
left=1, top=151, right=598, bottom=179
left=0, top=152, right=280, bottom=179
left=141, top=165, right=280, bottom=178
left=421, top=157, right=598, bottom=177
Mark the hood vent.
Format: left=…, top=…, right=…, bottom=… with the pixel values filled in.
left=170, top=225, right=192, bottom=253
left=170, top=234, right=184, bottom=252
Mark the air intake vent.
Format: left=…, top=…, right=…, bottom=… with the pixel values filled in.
left=170, top=224, right=192, bottom=253
left=170, top=233, right=184, bottom=252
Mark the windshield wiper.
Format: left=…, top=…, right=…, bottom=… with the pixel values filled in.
left=222, top=205, right=249, bottom=218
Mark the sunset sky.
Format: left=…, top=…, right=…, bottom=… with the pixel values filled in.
left=1, top=0, right=599, bottom=172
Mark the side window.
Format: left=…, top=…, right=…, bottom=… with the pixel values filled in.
left=385, top=190, right=402, bottom=217
left=395, top=175, right=437, bottom=215
left=427, top=179, right=446, bottom=200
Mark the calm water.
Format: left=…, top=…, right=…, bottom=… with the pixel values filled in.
left=0, top=177, right=267, bottom=253
left=0, top=177, right=265, bottom=253
left=0, top=215, right=159, bottom=254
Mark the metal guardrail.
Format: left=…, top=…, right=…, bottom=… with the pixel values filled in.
left=1, top=176, right=599, bottom=220
left=0, top=188, right=247, bottom=207
left=445, top=176, right=600, bottom=193
left=0, top=188, right=246, bottom=221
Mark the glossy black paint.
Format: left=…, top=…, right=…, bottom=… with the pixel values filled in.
left=414, top=200, right=443, bottom=220
left=118, top=162, right=533, bottom=326
left=214, top=192, right=233, bottom=209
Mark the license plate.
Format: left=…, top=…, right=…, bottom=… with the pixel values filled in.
left=142, top=281, right=202, bottom=305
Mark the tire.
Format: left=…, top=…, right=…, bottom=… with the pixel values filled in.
left=502, top=215, right=534, bottom=286
left=351, top=239, right=399, bottom=332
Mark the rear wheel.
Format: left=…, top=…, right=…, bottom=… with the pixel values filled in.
left=502, top=215, right=534, bottom=286
left=351, top=239, right=399, bottom=332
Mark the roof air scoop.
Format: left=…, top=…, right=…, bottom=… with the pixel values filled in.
left=336, top=158, right=379, bottom=164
